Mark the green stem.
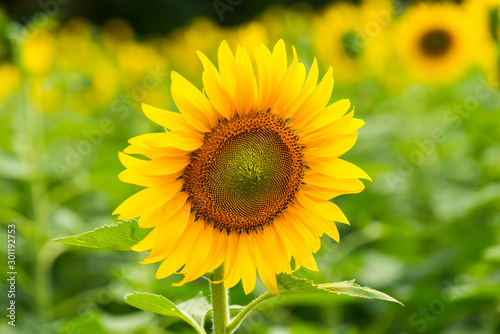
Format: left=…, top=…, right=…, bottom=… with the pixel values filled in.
left=210, top=264, right=229, bottom=334
left=226, top=291, right=275, bottom=333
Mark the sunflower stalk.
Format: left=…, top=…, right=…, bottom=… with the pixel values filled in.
left=210, top=264, right=229, bottom=334
left=226, top=291, right=275, bottom=333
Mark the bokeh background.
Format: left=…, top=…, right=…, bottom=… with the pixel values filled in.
left=1, top=0, right=500, bottom=333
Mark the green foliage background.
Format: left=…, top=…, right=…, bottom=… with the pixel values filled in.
left=1, top=0, right=499, bottom=333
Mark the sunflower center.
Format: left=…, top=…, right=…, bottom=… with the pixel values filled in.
left=183, top=113, right=304, bottom=232
left=419, top=29, right=453, bottom=57
left=341, top=31, right=363, bottom=59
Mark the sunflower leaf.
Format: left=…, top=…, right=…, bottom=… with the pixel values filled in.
left=277, top=274, right=403, bottom=305
left=54, top=220, right=151, bottom=250
left=124, top=292, right=207, bottom=334
left=177, top=292, right=212, bottom=330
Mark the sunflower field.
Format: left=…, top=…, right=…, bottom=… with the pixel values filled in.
left=1, top=0, right=500, bottom=333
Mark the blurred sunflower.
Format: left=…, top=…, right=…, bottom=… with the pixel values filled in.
left=21, top=28, right=57, bottom=76
left=223, top=21, right=269, bottom=53
left=0, top=63, right=21, bottom=102
left=394, top=2, right=476, bottom=85
left=313, top=1, right=393, bottom=84
left=313, top=2, right=365, bottom=83
left=56, top=18, right=121, bottom=114
left=260, top=4, right=314, bottom=52
left=163, top=17, right=222, bottom=81
left=463, top=0, right=499, bottom=78
left=114, top=40, right=369, bottom=295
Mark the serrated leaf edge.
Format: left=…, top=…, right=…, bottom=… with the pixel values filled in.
left=124, top=292, right=206, bottom=334
left=53, top=219, right=149, bottom=251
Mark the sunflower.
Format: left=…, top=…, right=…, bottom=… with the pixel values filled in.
left=313, top=2, right=366, bottom=84
left=463, top=0, right=499, bottom=76
left=113, top=40, right=369, bottom=295
left=394, top=2, right=477, bottom=85
left=313, top=1, right=394, bottom=84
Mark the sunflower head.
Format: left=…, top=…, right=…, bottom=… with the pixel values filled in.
left=114, top=40, right=369, bottom=295
left=313, top=3, right=367, bottom=83
left=395, top=2, right=480, bottom=84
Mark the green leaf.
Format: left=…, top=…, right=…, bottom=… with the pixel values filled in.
left=277, top=274, right=403, bottom=305
left=124, top=292, right=207, bottom=334
left=318, top=280, right=403, bottom=305
left=177, top=292, right=212, bottom=330
left=54, top=220, right=151, bottom=251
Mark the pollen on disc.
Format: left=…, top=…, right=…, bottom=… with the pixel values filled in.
left=183, top=113, right=304, bottom=232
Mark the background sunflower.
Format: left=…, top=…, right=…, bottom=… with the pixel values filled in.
left=394, top=2, right=477, bottom=85
left=2, top=0, right=500, bottom=333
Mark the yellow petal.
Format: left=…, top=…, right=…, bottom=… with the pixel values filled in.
left=127, top=155, right=190, bottom=176
left=303, top=172, right=365, bottom=193
left=303, top=133, right=358, bottom=158
left=141, top=103, right=193, bottom=132
left=125, top=142, right=195, bottom=158
left=300, top=58, right=319, bottom=98
left=197, top=50, right=221, bottom=80
left=125, top=132, right=199, bottom=159
left=273, top=50, right=306, bottom=119
left=155, top=218, right=205, bottom=279
left=252, top=231, right=281, bottom=296
left=307, top=158, right=371, bottom=181
left=131, top=227, right=159, bottom=252
left=295, top=192, right=349, bottom=225
left=113, top=179, right=183, bottom=220
left=171, top=71, right=215, bottom=132
left=118, top=169, right=178, bottom=187
left=234, top=45, right=257, bottom=115
left=118, top=151, right=148, bottom=170
left=138, top=192, right=189, bottom=228
left=217, top=41, right=237, bottom=105
left=274, top=217, right=318, bottom=271
left=223, top=231, right=240, bottom=281
left=341, top=118, right=365, bottom=134
left=288, top=203, right=340, bottom=243
left=142, top=208, right=193, bottom=263
left=288, top=67, right=334, bottom=128
left=261, top=227, right=292, bottom=274
left=206, top=230, right=228, bottom=272
left=282, top=58, right=320, bottom=119
left=202, top=69, right=235, bottom=119
left=299, top=99, right=351, bottom=134
left=197, top=50, right=235, bottom=119
left=254, top=44, right=275, bottom=111
left=301, top=184, right=345, bottom=200
left=223, top=261, right=241, bottom=289
left=174, top=223, right=214, bottom=285
left=196, top=229, right=227, bottom=275
left=281, top=209, right=321, bottom=253
left=138, top=132, right=203, bottom=151
left=238, top=232, right=257, bottom=295
left=300, top=110, right=354, bottom=143
left=272, top=39, right=287, bottom=78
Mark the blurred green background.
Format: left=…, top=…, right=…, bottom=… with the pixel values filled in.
left=1, top=0, right=500, bottom=333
